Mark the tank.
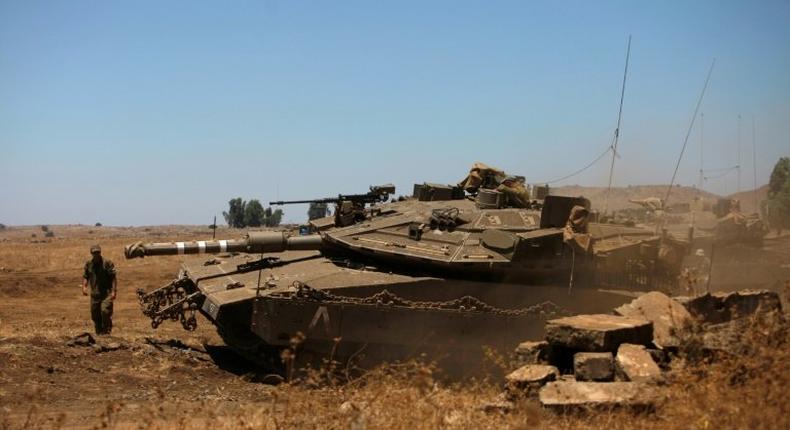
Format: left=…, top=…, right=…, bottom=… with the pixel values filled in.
left=126, top=178, right=685, bottom=375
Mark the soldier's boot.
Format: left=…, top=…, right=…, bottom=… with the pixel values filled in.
left=100, top=298, right=114, bottom=335
left=90, top=299, right=104, bottom=335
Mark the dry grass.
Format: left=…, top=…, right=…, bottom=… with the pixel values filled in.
left=8, top=313, right=782, bottom=430
left=1, top=225, right=788, bottom=429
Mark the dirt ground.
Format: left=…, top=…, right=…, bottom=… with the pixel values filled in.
left=0, top=225, right=788, bottom=429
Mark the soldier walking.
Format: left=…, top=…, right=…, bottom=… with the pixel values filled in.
left=81, top=245, right=117, bottom=335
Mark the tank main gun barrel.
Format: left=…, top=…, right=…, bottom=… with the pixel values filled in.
left=124, top=231, right=323, bottom=259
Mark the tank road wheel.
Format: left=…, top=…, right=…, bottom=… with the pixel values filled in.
left=216, top=323, right=285, bottom=375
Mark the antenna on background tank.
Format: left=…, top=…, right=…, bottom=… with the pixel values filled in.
left=664, top=59, right=716, bottom=208
left=737, top=114, right=742, bottom=193
left=602, top=35, right=632, bottom=215
left=699, top=112, right=705, bottom=193
left=752, top=116, right=758, bottom=212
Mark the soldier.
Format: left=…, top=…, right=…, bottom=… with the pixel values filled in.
left=81, top=245, right=117, bottom=335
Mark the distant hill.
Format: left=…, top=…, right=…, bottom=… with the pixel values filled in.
left=551, top=184, right=769, bottom=213
left=551, top=185, right=721, bottom=212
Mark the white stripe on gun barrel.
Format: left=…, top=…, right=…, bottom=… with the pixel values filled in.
left=198, top=241, right=206, bottom=254
left=219, top=240, right=227, bottom=252
left=176, top=242, right=185, bottom=255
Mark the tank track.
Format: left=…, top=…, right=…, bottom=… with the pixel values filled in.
left=282, top=281, right=569, bottom=318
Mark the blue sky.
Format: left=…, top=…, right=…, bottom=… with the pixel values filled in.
left=1, top=0, right=788, bottom=225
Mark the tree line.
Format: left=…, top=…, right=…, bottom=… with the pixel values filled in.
left=223, top=198, right=283, bottom=228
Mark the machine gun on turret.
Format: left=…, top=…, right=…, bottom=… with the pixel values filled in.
left=270, top=184, right=396, bottom=227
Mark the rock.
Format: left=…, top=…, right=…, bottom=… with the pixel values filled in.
left=92, top=338, right=127, bottom=353
left=680, top=290, right=782, bottom=324
left=615, top=344, right=662, bottom=382
left=539, top=381, right=658, bottom=411
left=338, top=400, right=368, bottom=415
left=545, top=314, right=653, bottom=352
left=479, top=393, right=515, bottom=414
left=505, top=364, right=560, bottom=397
left=573, top=352, right=614, bottom=382
left=101, top=341, right=123, bottom=351
left=514, top=340, right=552, bottom=365
left=614, top=291, right=693, bottom=349
left=66, top=332, right=95, bottom=347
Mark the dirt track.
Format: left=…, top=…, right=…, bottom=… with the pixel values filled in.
left=1, top=225, right=788, bottom=429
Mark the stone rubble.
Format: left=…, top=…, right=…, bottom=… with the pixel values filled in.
left=539, top=381, right=658, bottom=411
left=615, top=344, right=663, bottom=382
left=505, top=364, right=559, bottom=397
left=545, top=314, right=653, bottom=352
left=676, top=290, right=782, bottom=324
left=573, top=352, right=614, bottom=382
left=514, top=340, right=553, bottom=366
left=614, top=291, right=693, bottom=349
left=484, top=288, right=783, bottom=414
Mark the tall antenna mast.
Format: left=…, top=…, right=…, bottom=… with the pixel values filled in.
left=752, top=116, right=758, bottom=212
left=699, top=112, right=705, bottom=191
left=603, top=35, right=632, bottom=215
left=664, top=59, right=716, bottom=207
left=736, top=114, right=742, bottom=193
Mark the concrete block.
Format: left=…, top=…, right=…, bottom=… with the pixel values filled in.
left=573, top=352, right=614, bottom=382
left=514, top=340, right=552, bottom=365
left=545, top=314, right=653, bottom=352
left=539, top=381, right=658, bottom=411
left=505, top=364, right=559, bottom=397
left=615, top=344, right=662, bottom=382
left=614, top=291, right=693, bottom=349
left=680, top=290, right=782, bottom=325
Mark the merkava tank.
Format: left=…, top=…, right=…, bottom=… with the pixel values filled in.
left=126, top=165, right=685, bottom=374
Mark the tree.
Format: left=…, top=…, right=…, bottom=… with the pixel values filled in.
left=768, top=157, right=790, bottom=197
left=223, top=198, right=246, bottom=228
left=223, top=198, right=283, bottom=228
left=263, top=207, right=284, bottom=227
left=244, top=199, right=266, bottom=227
left=763, top=157, right=790, bottom=234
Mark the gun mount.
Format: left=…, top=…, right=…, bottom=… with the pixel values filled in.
left=270, top=184, right=396, bottom=227
left=269, top=184, right=395, bottom=207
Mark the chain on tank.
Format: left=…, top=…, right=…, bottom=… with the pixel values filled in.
left=286, top=281, right=569, bottom=318
left=136, top=278, right=200, bottom=331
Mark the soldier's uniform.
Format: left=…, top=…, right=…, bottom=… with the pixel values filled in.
left=84, top=247, right=116, bottom=335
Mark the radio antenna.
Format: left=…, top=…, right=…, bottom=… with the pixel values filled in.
left=602, top=35, right=632, bottom=215
left=664, top=59, right=716, bottom=207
